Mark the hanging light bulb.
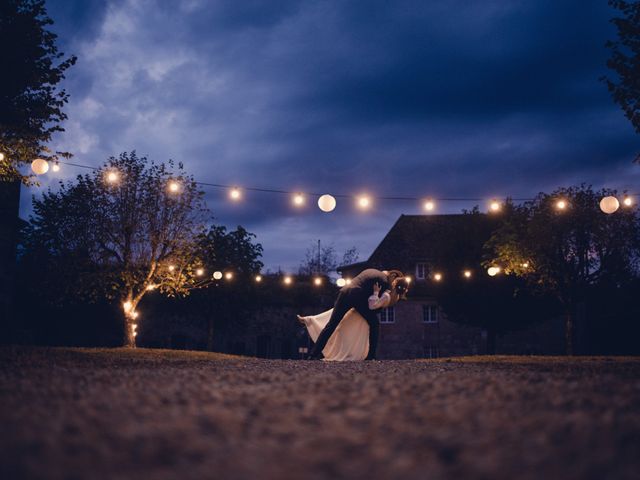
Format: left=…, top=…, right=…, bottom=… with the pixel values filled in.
left=433, top=273, right=443, bottom=282
left=31, top=158, right=49, bottom=175
left=52, top=163, right=60, bottom=172
left=463, top=270, right=472, bottom=279
left=106, top=170, right=119, bottom=184
left=423, top=199, right=435, bottom=212
left=487, top=267, right=501, bottom=277
left=225, top=272, right=233, bottom=280
left=599, top=196, right=619, bottom=214
left=556, top=199, right=568, bottom=210
left=357, top=195, right=371, bottom=209
left=318, top=194, right=336, bottom=212
left=292, top=193, right=305, bottom=206
left=229, top=187, right=242, bottom=201
left=489, top=199, right=501, bottom=213
left=195, top=268, right=204, bottom=277
left=283, top=276, right=293, bottom=285
left=213, top=271, right=223, bottom=280
left=623, top=195, right=634, bottom=207
left=314, top=277, right=323, bottom=286
left=168, top=180, right=181, bottom=193
left=255, top=275, right=263, bottom=282
left=336, top=278, right=346, bottom=287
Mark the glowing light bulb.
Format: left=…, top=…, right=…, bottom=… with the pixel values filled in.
left=424, top=200, right=435, bottom=212
left=52, top=163, right=60, bottom=172
left=0, top=153, right=4, bottom=161
left=230, top=188, right=241, bottom=200
left=314, top=277, right=322, bottom=286
left=284, top=276, right=293, bottom=285
left=106, top=171, right=119, bottom=183
left=168, top=181, right=180, bottom=193
left=556, top=199, right=567, bottom=210
left=292, top=193, right=305, bottom=206
left=463, top=270, right=472, bottom=278
left=345, top=278, right=352, bottom=285
left=123, top=301, right=132, bottom=312
left=489, top=200, right=501, bottom=212
left=196, top=268, right=204, bottom=277
left=336, top=278, right=346, bottom=287
left=213, top=271, right=223, bottom=280
left=357, top=195, right=371, bottom=209
left=521, top=262, right=529, bottom=269
left=225, top=272, right=233, bottom=280
left=487, top=267, right=501, bottom=277
left=255, top=275, right=262, bottom=282
left=31, top=158, right=49, bottom=175
left=623, top=196, right=634, bottom=207
left=433, top=273, right=442, bottom=282
left=146, top=284, right=156, bottom=291
left=168, top=265, right=176, bottom=272
left=318, top=194, right=336, bottom=212
left=405, top=276, right=412, bottom=284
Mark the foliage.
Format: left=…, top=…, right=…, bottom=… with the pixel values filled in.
left=484, top=185, right=640, bottom=353
left=604, top=0, right=640, bottom=142
left=22, top=151, right=209, bottom=346
left=0, top=0, right=76, bottom=182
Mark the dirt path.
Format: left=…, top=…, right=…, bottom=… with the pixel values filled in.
left=1, top=347, right=639, bottom=480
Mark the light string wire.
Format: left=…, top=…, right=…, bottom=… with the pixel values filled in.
left=47, top=160, right=639, bottom=202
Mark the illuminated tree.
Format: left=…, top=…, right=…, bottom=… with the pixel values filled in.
left=0, top=0, right=76, bottom=182
left=24, top=151, right=208, bottom=347
left=484, top=186, right=640, bottom=354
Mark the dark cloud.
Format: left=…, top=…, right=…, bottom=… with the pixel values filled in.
left=25, top=0, right=639, bottom=271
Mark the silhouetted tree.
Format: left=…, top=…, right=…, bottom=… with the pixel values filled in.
left=604, top=0, right=640, bottom=160
left=194, top=225, right=264, bottom=349
left=23, top=152, right=208, bottom=347
left=484, top=186, right=640, bottom=354
left=299, top=242, right=359, bottom=275
left=0, top=0, right=76, bottom=182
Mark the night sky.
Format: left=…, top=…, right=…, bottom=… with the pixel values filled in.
left=23, top=0, right=639, bottom=272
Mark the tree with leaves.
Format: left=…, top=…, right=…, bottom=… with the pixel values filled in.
left=484, top=185, right=640, bottom=354
left=194, top=225, right=264, bottom=349
left=23, top=152, right=209, bottom=347
left=604, top=0, right=640, bottom=164
left=0, top=0, right=76, bottom=182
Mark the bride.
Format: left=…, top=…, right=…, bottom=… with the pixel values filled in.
left=297, top=281, right=398, bottom=361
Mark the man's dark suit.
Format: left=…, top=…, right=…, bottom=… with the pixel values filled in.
left=309, top=269, right=390, bottom=360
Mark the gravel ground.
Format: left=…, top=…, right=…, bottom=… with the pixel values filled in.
left=1, top=347, right=639, bottom=480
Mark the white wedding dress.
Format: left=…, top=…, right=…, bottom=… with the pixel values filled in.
left=300, top=308, right=369, bottom=361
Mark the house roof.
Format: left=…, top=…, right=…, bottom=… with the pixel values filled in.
left=337, top=213, right=499, bottom=274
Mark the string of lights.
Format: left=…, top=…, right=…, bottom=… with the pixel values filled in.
left=25, top=158, right=639, bottom=214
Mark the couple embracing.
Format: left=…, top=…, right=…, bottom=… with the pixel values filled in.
left=298, top=269, right=411, bottom=361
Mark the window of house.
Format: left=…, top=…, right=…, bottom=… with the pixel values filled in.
left=379, top=307, right=395, bottom=323
left=422, top=304, right=439, bottom=323
left=415, top=262, right=428, bottom=280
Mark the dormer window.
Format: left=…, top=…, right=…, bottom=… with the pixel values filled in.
left=415, top=262, right=428, bottom=280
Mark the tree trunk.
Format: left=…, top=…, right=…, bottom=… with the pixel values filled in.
left=565, top=309, right=573, bottom=356
left=123, top=314, right=136, bottom=348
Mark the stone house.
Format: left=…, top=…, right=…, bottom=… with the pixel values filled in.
left=337, top=214, right=564, bottom=358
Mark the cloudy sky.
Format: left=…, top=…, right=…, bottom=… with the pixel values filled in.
left=25, top=0, right=639, bottom=272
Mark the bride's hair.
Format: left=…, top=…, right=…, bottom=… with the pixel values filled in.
left=387, top=269, right=404, bottom=282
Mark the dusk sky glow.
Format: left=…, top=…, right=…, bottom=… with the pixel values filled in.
left=22, top=0, right=639, bottom=272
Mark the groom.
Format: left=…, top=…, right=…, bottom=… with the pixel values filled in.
left=308, top=268, right=407, bottom=360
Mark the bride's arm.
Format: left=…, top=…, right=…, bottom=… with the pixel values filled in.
left=368, top=290, right=391, bottom=310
